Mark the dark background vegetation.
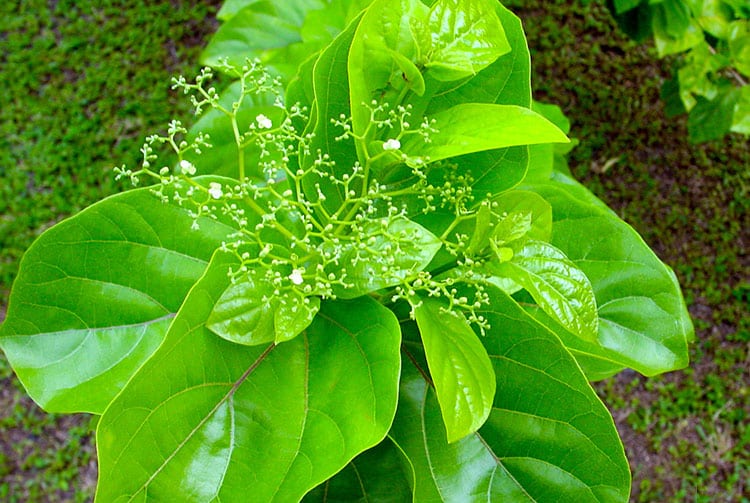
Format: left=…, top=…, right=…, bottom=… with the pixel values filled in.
left=1, top=0, right=747, bottom=501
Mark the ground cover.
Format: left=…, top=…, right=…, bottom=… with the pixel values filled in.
left=1, top=0, right=747, bottom=501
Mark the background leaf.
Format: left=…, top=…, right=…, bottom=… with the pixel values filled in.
left=0, top=182, right=237, bottom=413
left=392, top=288, right=630, bottom=502
left=95, top=251, right=402, bottom=502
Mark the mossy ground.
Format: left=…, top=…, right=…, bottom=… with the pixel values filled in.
left=0, top=1, right=221, bottom=500
left=1, top=0, right=748, bottom=501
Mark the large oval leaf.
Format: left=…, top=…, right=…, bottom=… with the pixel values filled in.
left=0, top=181, right=238, bottom=413
left=391, top=288, right=630, bottom=502
left=525, top=177, right=694, bottom=378
left=95, top=250, right=401, bottom=502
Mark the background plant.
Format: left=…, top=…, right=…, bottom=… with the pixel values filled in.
left=601, top=0, right=750, bottom=142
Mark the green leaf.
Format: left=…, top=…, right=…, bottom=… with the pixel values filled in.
left=300, top=12, right=362, bottom=216
left=217, top=0, right=261, bottom=21
left=0, top=182, right=238, bottom=413
left=694, top=0, right=734, bottom=38
left=392, top=290, right=630, bottom=502
left=303, top=438, right=412, bottom=502
left=332, top=216, right=442, bottom=299
left=688, top=85, right=741, bottom=143
left=652, top=0, right=704, bottom=56
left=525, top=178, right=694, bottom=378
left=414, top=298, right=495, bottom=443
left=731, top=84, right=750, bottom=134
left=728, top=19, right=750, bottom=76
left=201, top=0, right=328, bottom=80
left=401, top=103, right=568, bottom=164
left=491, top=189, right=553, bottom=244
left=488, top=240, right=599, bottom=342
left=348, top=0, right=431, bottom=135
left=206, top=264, right=320, bottom=346
left=422, top=0, right=511, bottom=81
left=95, top=251, right=402, bottom=501
left=402, top=2, right=533, bottom=210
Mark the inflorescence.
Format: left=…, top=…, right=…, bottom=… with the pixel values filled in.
left=113, top=60, right=525, bottom=334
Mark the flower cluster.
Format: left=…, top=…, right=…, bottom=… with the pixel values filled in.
left=116, top=61, right=515, bottom=333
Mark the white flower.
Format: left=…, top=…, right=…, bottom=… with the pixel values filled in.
left=208, top=182, right=223, bottom=199
left=382, top=138, right=401, bottom=151
left=179, top=159, right=196, bottom=175
left=289, top=269, right=304, bottom=285
left=256, top=114, right=272, bottom=129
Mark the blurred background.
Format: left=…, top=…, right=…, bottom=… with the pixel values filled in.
left=1, top=0, right=747, bottom=501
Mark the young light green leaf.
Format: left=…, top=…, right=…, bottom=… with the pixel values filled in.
left=348, top=0, right=431, bottom=134
left=0, top=182, right=239, bottom=414
left=488, top=240, right=599, bottom=342
left=95, top=251, right=402, bottom=502
left=523, top=178, right=694, bottom=378
left=423, top=0, right=511, bottom=81
left=332, top=216, right=442, bottom=299
left=392, top=289, right=630, bottom=502
left=274, top=295, right=321, bottom=343
left=400, top=103, right=569, bottom=164
left=491, top=189, right=553, bottom=244
left=207, top=276, right=275, bottom=346
left=414, top=298, right=495, bottom=443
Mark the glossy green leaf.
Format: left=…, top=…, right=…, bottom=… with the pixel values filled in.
left=526, top=178, right=694, bottom=378
left=392, top=289, right=630, bottom=502
left=331, top=216, right=442, bottom=299
left=0, top=182, right=238, bottom=414
left=488, top=240, right=599, bottom=342
left=411, top=3, right=536, bottom=205
left=422, top=0, right=511, bottom=81
left=303, top=438, right=412, bottom=502
left=414, top=298, right=495, bottom=443
left=300, top=13, right=362, bottom=216
left=401, top=103, right=568, bottom=165
left=95, top=251, right=402, bottom=501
